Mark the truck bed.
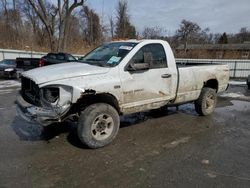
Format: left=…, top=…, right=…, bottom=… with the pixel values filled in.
left=16, top=58, right=41, bottom=71
left=176, top=62, right=222, bottom=67
left=174, top=63, right=229, bottom=104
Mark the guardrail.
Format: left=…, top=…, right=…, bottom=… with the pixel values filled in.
left=0, top=49, right=46, bottom=60
left=0, top=48, right=83, bottom=61
left=176, top=58, right=250, bottom=78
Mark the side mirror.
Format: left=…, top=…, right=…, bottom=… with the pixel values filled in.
left=128, top=62, right=149, bottom=71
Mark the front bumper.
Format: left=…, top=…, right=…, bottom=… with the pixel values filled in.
left=0, top=69, right=22, bottom=78
left=0, top=69, right=14, bottom=77
left=16, top=93, right=60, bottom=126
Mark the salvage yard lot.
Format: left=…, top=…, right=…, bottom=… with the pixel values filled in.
left=0, top=79, right=250, bottom=188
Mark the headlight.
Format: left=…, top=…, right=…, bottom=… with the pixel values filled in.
left=4, top=68, right=14, bottom=72
left=42, top=87, right=59, bottom=103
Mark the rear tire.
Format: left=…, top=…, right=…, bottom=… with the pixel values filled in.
left=194, top=87, right=217, bottom=116
left=77, top=103, right=120, bottom=149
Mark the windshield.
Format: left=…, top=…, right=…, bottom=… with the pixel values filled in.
left=0, top=59, right=16, bottom=66
left=80, top=42, right=137, bottom=67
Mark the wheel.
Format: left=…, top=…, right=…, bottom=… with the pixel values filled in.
left=194, top=87, right=217, bottom=116
left=77, top=103, right=120, bottom=148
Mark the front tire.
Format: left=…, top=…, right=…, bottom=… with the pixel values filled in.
left=77, top=103, right=120, bottom=148
left=194, top=87, right=217, bottom=116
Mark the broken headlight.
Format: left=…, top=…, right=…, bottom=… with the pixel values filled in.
left=40, top=85, right=72, bottom=116
left=41, top=87, right=59, bottom=103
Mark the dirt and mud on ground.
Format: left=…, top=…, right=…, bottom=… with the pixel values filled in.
left=0, top=79, right=250, bottom=188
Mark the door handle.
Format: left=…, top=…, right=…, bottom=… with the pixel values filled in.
left=161, top=74, right=171, bottom=78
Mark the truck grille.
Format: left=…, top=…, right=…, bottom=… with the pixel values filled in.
left=21, top=77, right=41, bottom=106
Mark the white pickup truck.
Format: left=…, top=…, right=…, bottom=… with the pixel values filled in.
left=16, top=40, right=229, bottom=148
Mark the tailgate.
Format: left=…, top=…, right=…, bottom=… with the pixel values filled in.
left=16, top=58, right=41, bottom=70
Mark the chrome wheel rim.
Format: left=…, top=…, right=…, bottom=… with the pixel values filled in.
left=91, top=114, right=114, bottom=141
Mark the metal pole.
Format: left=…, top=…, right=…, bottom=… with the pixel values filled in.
left=233, top=61, right=237, bottom=78
left=2, top=51, right=5, bottom=60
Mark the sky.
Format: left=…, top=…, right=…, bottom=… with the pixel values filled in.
left=86, top=0, right=250, bottom=36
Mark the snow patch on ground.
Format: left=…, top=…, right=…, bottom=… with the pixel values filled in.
left=229, top=81, right=246, bottom=85
left=0, top=80, right=21, bottom=88
left=0, top=88, right=18, bottom=95
left=220, top=92, right=250, bottom=100
left=220, top=92, right=245, bottom=98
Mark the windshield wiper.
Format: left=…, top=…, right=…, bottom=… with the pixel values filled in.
left=85, top=58, right=102, bottom=61
left=92, top=62, right=110, bottom=67
left=79, top=57, right=113, bottom=67
left=80, top=60, right=109, bottom=67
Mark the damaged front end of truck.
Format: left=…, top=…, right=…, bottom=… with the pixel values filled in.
left=16, top=76, right=75, bottom=126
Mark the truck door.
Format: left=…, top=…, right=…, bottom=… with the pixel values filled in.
left=120, top=43, right=175, bottom=109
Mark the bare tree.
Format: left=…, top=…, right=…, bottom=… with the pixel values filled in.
left=237, top=27, right=250, bottom=43
left=142, top=26, right=164, bottom=39
left=109, top=15, right=114, bottom=39
left=115, top=0, right=136, bottom=39
left=80, top=6, right=102, bottom=45
left=218, top=32, right=228, bottom=44
left=27, top=0, right=85, bottom=51
left=0, top=0, right=24, bottom=48
left=197, top=27, right=213, bottom=44
left=65, top=15, right=83, bottom=52
left=176, top=19, right=201, bottom=52
left=21, top=1, right=47, bottom=48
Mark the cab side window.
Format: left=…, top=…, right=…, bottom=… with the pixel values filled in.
left=132, top=49, right=144, bottom=64
left=150, top=44, right=167, bottom=68
left=130, top=43, right=167, bottom=68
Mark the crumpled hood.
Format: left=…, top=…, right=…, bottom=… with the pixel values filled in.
left=22, top=62, right=110, bottom=84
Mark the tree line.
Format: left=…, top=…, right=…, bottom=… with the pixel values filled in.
left=0, top=0, right=136, bottom=53
left=0, top=0, right=250, bottom=53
